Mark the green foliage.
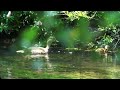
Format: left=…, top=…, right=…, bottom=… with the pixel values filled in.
left=63, top=11, right=90, bottom=21
left=100, top=12, right=120, bottom=27
left=1, top=11, right=120, bottom=50
left=89, top=11, right=120, bottom=49
left=20, top=26, right=39, bottom=47
left=0, top=11, right=37, bottom=33
left=103, top=35, right=113, bottom=45
left=58, top=12, right=92, bottom=48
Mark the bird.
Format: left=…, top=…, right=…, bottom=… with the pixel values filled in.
left=16, top=36, right=55, bottom=54
left=30, top=36, right=55, bottom=54
left=95, top=45, right=109, bottom=54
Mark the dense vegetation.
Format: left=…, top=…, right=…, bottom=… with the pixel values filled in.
left=1, top=11, right=120, bottom=79
left=0, top=11, right=120, bottom=51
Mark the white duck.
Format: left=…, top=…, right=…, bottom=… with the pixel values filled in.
left=16, top=36, right=55, bottom=54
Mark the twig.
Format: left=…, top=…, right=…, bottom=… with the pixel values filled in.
left=88, top=11, right=97, bottom=20
left=113, top=38, right=120, bottom=50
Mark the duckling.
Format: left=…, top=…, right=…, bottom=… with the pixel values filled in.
left=95, top=45, right=109, bottom=54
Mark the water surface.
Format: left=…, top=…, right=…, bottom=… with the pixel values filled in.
left=0, top=50, right=120, bottom=79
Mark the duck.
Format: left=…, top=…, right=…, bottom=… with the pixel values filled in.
left=95, top=45, right=109, bottom=54
left=16, top=36, right=55, bottom=54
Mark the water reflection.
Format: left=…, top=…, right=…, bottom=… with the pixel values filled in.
left=91, top=52, right=120, bottom=79
left=6, top=68, right=12, bottom=79
left=0, top=60, right=14, bottom=79
left=102, top=53, right=118, bottom=66
left=102, top=53, right=119, bottom=79
left=1, top=50, right=120, bottom=79
left=25, top=54, right=53, bottom=72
